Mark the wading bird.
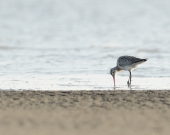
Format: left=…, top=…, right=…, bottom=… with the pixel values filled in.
left=110, top=56, right=147, bottom=88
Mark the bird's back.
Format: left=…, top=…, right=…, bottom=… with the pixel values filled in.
left=117, top=56, right=147, bottom=70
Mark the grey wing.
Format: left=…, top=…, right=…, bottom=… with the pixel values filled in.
left=117, top=56, right=143, bottom=67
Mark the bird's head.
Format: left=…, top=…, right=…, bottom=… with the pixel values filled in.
left=110, top=68, right=116, bottom=77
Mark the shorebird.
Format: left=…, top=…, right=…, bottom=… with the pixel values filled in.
left=110, top=56, right=147, bottom=88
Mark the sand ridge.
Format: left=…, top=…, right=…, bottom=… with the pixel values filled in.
left=0, top=90, right=170, bottom=135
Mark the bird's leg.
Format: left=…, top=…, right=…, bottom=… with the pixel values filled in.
left=127, top=80, right=130, bottom=87
left=130, top=71, right=132, bottom=84
left=129, top=71, right=132, bottom=86
left=127, top=71, right=132, bottom=87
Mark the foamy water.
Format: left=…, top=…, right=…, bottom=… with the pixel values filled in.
left=0, top=0, right=170, bottom=90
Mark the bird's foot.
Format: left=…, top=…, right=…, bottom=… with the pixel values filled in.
left=127, top=80, right=130, bottom=88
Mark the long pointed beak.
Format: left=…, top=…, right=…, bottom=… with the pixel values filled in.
left=112, top=75, right=116, bottom=89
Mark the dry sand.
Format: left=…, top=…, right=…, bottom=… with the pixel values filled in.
left=0, top=90, right=170, bottom=135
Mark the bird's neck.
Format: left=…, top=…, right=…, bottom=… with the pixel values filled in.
left=115, top=66, right=121, bottom=72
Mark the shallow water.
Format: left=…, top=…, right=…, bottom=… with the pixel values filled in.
left=0, top=0, right=170, bottom=90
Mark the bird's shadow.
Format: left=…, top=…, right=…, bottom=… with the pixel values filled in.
left=112, top=85, right=135, bottom=90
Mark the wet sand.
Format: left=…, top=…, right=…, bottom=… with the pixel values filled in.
left=0, top=90, right=170, bottom=135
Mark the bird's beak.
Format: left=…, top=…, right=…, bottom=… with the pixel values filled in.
left=112, top=74, right=116, bottom=89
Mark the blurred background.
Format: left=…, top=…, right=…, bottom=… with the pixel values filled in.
left=0, top=0, right=170, bottom=90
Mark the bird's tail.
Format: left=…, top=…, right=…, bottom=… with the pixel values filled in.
left=142, top=58, right=148, bottom=62
left=135, top=58, right=147, bottom=64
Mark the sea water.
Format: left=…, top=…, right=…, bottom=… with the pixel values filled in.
left=0, top=0, right=170, bottom=90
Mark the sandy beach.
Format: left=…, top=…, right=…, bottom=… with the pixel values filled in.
left=0, top=90, right=170, bottom=135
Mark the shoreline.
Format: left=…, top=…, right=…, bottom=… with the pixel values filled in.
left=0, top=90, right=170, bottom=135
